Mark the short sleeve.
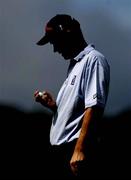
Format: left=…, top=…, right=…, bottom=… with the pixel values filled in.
left=83, top=55, right=110, bottom=108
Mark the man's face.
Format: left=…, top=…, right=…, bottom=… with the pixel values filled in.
left=49, top=34, right=73, bottom=60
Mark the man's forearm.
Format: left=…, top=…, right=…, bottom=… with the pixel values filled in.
left=74, top=106, right=103, bottom=152
left=50, top=103, right=57, bottom=113
left=74, top=107, right=93, bottom=151
left=70, top=106, right=104, bottom=175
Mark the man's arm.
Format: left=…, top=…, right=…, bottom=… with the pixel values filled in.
left=70, top=106, right=103, bottom=175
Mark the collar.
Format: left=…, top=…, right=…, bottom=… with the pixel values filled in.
left=73, top=44, right=95, bottom=62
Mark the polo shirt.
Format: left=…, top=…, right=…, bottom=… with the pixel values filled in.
left=50, top=44, right=110, bottom=145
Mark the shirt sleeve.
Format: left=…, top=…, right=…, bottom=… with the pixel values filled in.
left=83, top=55, right=110, bottom=109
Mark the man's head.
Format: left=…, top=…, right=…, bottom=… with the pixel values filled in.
left=37, top=14, right=86, bottom=59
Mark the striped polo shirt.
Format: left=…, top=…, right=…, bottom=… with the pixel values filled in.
left=50, top=44, right=110, bottom=145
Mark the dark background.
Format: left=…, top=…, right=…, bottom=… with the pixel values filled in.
left=1, top=104, right=131, bottom=179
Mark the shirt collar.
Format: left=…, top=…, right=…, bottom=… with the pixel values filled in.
left=74, top=44, right=95, bottom=62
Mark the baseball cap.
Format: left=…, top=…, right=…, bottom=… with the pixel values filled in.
left=36, top=14, right=80, bottom=46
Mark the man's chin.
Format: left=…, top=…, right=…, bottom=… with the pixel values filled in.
left=61, top=54, right=70, bottom=60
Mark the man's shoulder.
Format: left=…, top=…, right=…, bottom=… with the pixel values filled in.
left=84, top=48, right=109, bottom=69
left=89, top=48, right=105, bottom=60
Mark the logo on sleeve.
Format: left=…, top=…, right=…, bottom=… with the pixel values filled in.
left=71, top=75, right=77, bottom=85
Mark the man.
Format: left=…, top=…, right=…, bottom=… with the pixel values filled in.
left=34, top=14, right=110, bottom=179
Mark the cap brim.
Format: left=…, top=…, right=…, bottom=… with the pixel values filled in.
left=36, top=35, right=49, bottom=46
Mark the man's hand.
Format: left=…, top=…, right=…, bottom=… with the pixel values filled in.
left=70, top=149, right=86, bottom=176
left=34, top=90, right=57, bottom=112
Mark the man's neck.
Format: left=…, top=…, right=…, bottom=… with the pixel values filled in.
left=72, top=42, right=88, bottom=59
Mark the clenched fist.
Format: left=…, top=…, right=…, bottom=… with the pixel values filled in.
left=34, top=90, right=57, bottom=112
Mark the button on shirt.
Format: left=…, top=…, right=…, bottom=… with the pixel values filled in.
left=50, top=44, right=110, bottom=145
